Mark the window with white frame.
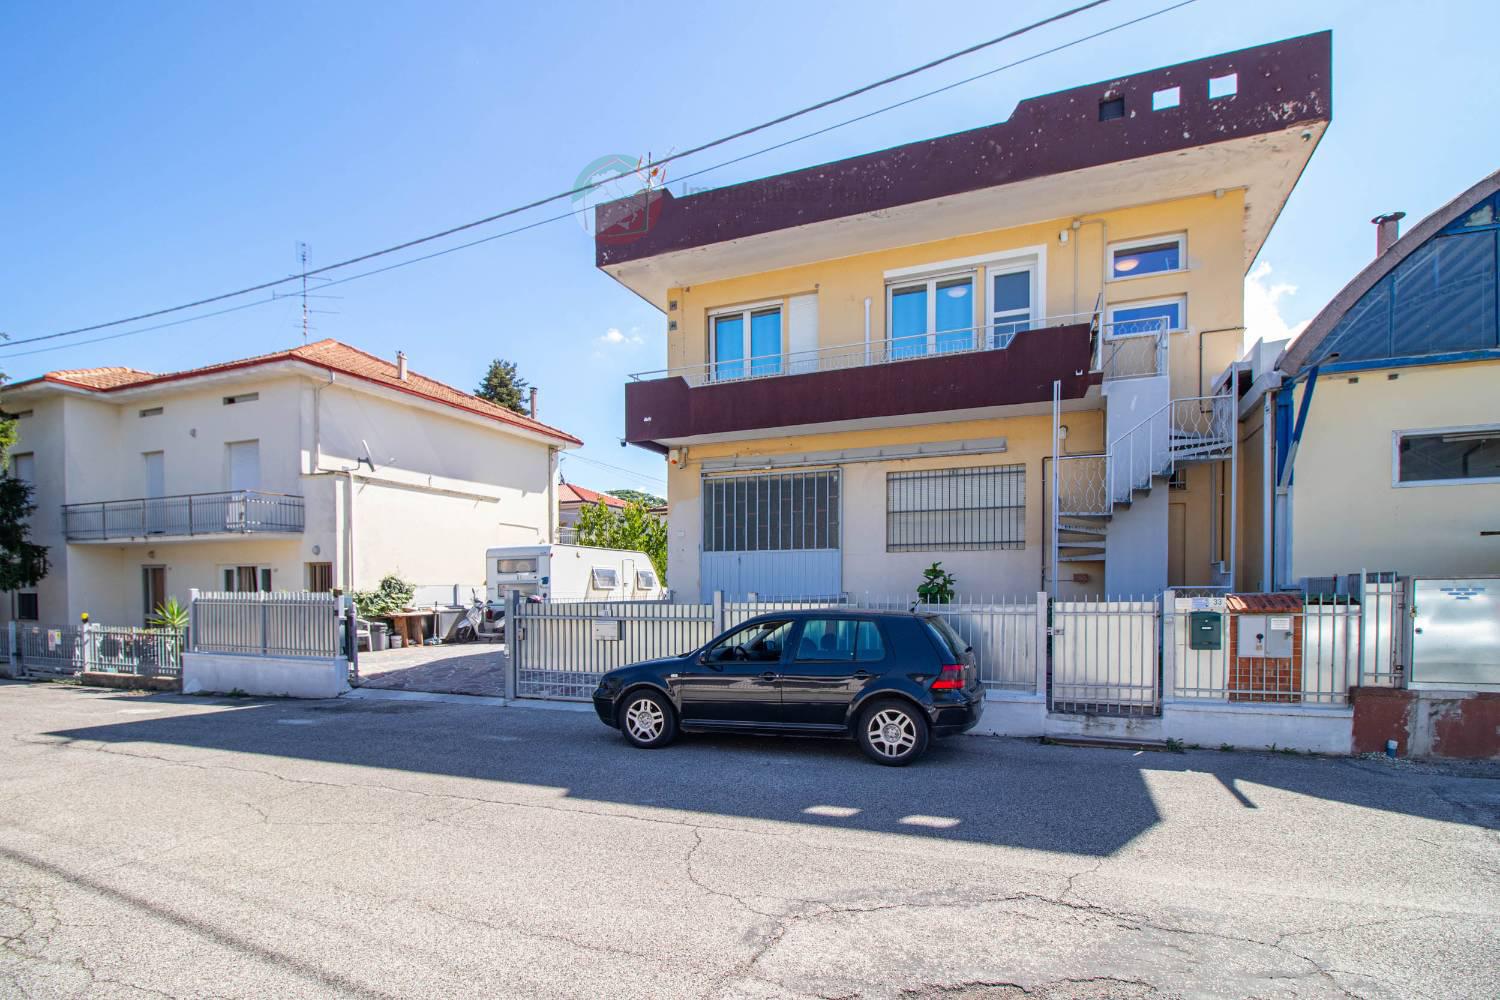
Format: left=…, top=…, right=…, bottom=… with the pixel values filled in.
left=1395, top=426, right=1500, bottom=486
left=711, top=303, right=782, bottom=380
left=222, top=565, right=272, bottom=593
left=1110, top=234, right=1185, bottom=280
left=886, top=252, right=1039, bottom=357
left=888, top=273, right=976, bottom=359
left=590, top=566, right=620, bottom=590
left=1107, top=296, right=1186, bottom=338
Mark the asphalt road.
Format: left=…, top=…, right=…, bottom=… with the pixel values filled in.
left=2, top=681, right=1497, bottom=999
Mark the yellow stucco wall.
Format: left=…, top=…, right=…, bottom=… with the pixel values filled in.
left=666, top=190, right=1246, bottom=382
left=1290, top=360, right=1500, bottom=579
left=667, top=411, right=1106, bottom=599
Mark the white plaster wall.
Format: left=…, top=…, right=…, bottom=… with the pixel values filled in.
left=1163, top=703, right=1353, bottom=754
left=182, top=652, right=349, bottom=699
left=1103, top=375, right=1170, bottom=597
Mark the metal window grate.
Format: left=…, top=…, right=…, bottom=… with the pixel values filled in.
left=887, top=464, right=1024, bottom=551
left=703, top=471, right=840, bottom=553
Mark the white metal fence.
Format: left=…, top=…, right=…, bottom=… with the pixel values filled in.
left=10, top=623, right=183, bottom=678
left=509, top=592, right=1045, bottom=701
left=188, top=590, right=346, bottom=659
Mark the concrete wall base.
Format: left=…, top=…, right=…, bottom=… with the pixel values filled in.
left=80, top=672, right=179, bottom=692
left=1162, top=701, right=1352, bottom=754
left=975, top=694, right=1353, bottom=753
left=182, top=652, right=350, bottom=699
left=1351, top=687, right=1500, bottom=759
left=971, top=693, right=1046, bottom=737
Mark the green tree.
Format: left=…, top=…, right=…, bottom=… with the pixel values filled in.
left=916, top=562, right=956, bottom=605
left=575, top=501, right=667, bottom=584
left=607, top=488, right=665, bottom=508
left=0, top=398, right=48, bottom=592
left=474, top=359, right=531, bottom=415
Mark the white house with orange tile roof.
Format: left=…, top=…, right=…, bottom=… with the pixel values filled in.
left=0, top=339, right=581, bottom=626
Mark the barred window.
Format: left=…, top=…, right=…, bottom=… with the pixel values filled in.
left=703, top=471, right=840, bottom=553
left=887, top=464, right=1025, bottom=551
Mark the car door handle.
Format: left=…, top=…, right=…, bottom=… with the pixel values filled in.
left=760, top=671, right=778, bottom=682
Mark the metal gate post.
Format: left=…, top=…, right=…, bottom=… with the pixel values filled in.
left=188, top=589, right=199, bottom=653
left=505, top=589, right=520, bottom=700
left=343, top=596, right=359, bottom=684
left=1160, top=590, right=1176, bottom=704
left=712, top=590, right=725, bottom=635
left=1033, top=591, right=1049, bottom=698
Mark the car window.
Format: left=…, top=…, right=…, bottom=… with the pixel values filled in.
left=923, top=617, right=968, bottom=661
left=854, top=621, right=886, bottom=662
left=707, top=620, right=792, bottom=663
left=794, top=619, right=859, bottom=661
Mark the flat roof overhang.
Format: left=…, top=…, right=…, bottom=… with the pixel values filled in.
left=625, top=322, right=1098, bottom=452
left=597, top=32, right=1331, bottom=307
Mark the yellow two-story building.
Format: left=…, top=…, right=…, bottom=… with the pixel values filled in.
left=597, top=33, right=1331, bottom=601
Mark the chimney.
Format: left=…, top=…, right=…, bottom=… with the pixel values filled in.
left=1372, top=212, right=1406, bottom=257
left=396, top=351, right=408, bottom=381
left=529, top=386, right=538, bottom=420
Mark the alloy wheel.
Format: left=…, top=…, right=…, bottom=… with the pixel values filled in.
left=865, top=708, right=917, bottom=759
left=625, top=698, right=665, bottom=742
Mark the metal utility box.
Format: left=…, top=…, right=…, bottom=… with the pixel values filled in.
left=1187, top=611, right=1222, bottom=650
left=1236, top=614, right=1295, bottom=658
left=1410, top=577, right=1500, bottom=690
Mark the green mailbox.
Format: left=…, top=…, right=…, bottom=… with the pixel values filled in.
left=1188, top=611, right=1223, bottom=651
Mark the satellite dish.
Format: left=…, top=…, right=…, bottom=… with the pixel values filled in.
left=360, top=439, right=378, bottom=472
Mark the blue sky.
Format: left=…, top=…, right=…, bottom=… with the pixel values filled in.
left=2, top=0, right=1495, bottom=498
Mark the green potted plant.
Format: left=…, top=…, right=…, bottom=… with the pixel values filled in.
left=916, top=562, right=956, bottom=605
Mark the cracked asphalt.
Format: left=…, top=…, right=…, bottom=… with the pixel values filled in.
left=2, top=681, right=1497, bottom=999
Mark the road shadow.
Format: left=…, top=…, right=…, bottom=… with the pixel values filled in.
left=43, top=696, right=1498, bottom=857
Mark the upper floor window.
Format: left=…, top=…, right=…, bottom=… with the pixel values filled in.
left=1107, top=296, right=1186, bottom=338
left=11, top=452, right=34, bottom=485
left=1395, top=426, right=1500, bottom=486
left=886, top=251, right=1040, bottom=358
left=1110, top=235, right=1185, bottom=280
left=712, top=304, right=781, bottom=381
left=223, top=392, right=259, bottom=406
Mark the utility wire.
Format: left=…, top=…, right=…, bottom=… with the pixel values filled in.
left=14, top=1, right=1114, bottom=346
left=5, top=0, right=1198, bottom=360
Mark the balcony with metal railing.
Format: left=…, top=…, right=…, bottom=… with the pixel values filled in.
left=624, top=314, right=1120, bottom=450
left=62, top=490, right=306, bottom=542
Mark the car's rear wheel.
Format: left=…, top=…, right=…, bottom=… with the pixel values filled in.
left=856, top=699, right=929, bottom=766
left=618, top=689, right=677, bottom=749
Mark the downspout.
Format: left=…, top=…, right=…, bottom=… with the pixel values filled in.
left=547, top=447, right=559, bottom=543
left=345, top=469, right=357, bottom=590
left=1070, top=217, right=1108, bottom=320
left=1261, top=391, right=1273, bottom=591
left=863, top=297, right=872, bottom=364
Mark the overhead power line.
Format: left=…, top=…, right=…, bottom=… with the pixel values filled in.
left=13, top=1, right=1114, bottom=347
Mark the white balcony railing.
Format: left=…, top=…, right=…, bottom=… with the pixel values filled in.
left=62, top=490, right=306, bottom=542
left=628, top=311, right=1159, bottom=388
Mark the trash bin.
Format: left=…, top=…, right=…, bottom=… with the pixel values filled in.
left=369, top=622, right=389, bottom=652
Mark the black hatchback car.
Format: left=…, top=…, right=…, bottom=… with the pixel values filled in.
left=592, top=610, right=983, bottom=765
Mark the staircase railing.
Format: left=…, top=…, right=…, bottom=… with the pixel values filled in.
left=1056, top=454, right=1110, bottom=515
left=1107, top=394, right=1233, bottom=505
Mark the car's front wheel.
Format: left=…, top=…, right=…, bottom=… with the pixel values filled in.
left=618, top=689, right=677, bottom=749
left=856, top=699, right=929, bottom=766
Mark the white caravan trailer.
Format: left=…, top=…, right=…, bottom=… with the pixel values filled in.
left=485, top=544, right=664, bottom=603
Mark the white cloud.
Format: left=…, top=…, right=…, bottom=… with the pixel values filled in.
left=597, top=326, right=645, bottom=348
left=1243, top=261, right=1310, bottom=354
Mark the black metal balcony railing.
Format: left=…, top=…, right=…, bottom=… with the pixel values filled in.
left=62, top=490, right=305, bottom=542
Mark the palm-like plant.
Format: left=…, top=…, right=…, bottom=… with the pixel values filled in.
left=149, top=597, right=190, bottom=631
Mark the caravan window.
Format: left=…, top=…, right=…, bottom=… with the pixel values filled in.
left=591, top=566, right=620, bottom=590
left=496, top=558, right=537, bottom=574
left=635, top=569, right=657, bottom=591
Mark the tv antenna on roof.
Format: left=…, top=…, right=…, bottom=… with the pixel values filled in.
left=274, top=242, right=341, bottom=341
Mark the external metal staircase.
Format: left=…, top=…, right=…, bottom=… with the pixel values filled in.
left=1055, top=393, right=1235, bottom=565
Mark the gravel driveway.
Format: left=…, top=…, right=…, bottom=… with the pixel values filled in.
left=2, top=680, right=1496, bottom=999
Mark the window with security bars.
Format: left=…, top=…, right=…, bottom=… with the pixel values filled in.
left=703, top=471, right=840, bottom=552
left=886, top=464, right=1025, bottom=551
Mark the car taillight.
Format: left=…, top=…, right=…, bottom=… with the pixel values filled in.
left=931, top=664, right=966, bottom=690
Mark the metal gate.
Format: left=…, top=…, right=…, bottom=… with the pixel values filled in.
left=1410, top=577, right=1499, bottom=690
left=1049, top=599, right=1160, bottom=716
left=510, top=600, right=717, bottom=700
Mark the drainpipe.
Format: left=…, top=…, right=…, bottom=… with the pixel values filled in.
left=863, top=298, right=872, bottom=364
left=547, top=447, right=559, bottom=544
left=1261, top=392, right=1273, bottom=591
left=345, top=469, right=357, bottom=590
left=1070, top=217, right=1108, bottom=320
